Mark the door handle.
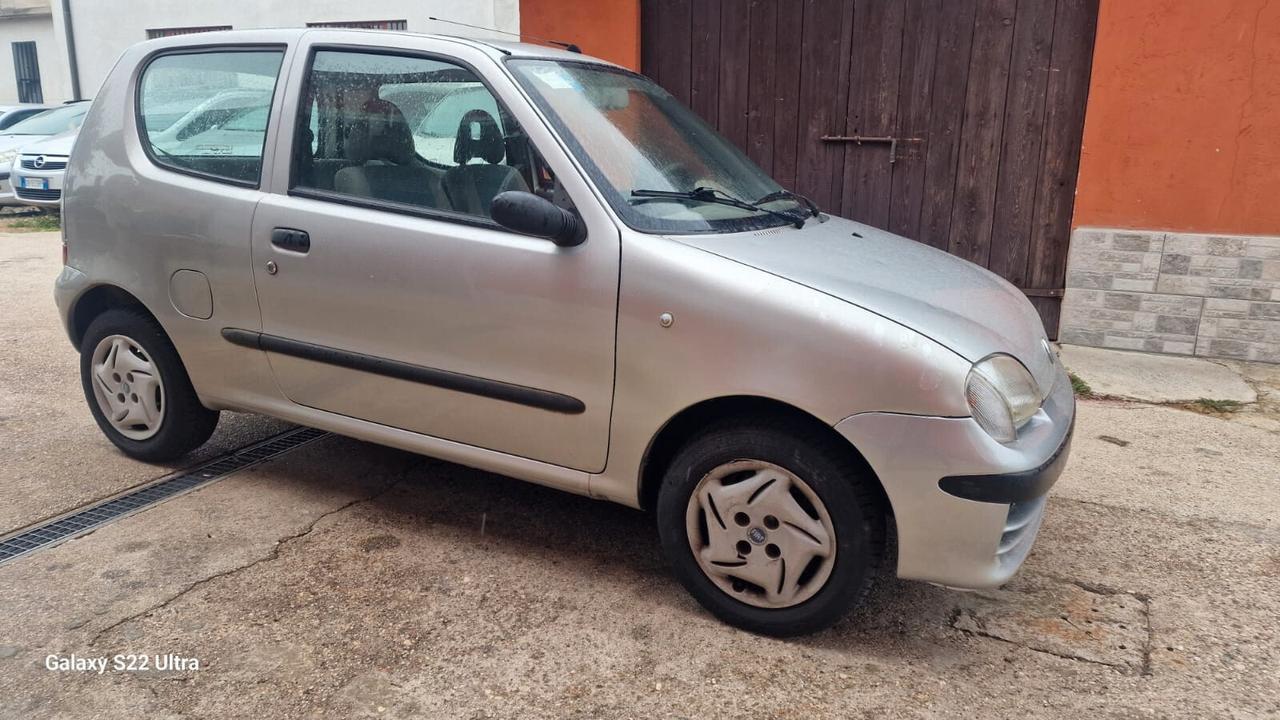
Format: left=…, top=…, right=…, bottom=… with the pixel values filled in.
left=271, top=227, right=310, bottom=253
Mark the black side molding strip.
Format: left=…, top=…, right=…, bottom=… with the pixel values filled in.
left=938, top=424, right=1074, bottom=504
left=222, top=328, right=586, bottom=415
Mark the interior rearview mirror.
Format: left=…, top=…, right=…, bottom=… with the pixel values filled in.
left=588, top=86, right=630, bottom=110
left=491, top=191, right=586, bottom=247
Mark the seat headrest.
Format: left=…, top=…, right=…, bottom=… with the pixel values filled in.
left=453, top=109, right=505, bottom=165
left=344, top=99, right=416, bottom=165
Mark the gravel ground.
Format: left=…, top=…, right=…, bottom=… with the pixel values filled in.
left=1, top=232, right=1277, bottom=718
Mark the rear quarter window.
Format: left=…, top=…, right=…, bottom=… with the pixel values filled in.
left=137, top=48, right=284, bottom=186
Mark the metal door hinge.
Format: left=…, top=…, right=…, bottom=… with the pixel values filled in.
left=1017, top=288, right=1065, bottom=298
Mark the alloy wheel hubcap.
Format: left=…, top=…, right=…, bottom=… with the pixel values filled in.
left=685, top=459, right=837, bottom=609
left=89, top=334, right=165, bottom=440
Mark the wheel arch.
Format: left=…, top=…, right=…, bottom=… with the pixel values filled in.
left=68, top=284, right=160, bottom=349
left=637, top=395, right=893, bottom=522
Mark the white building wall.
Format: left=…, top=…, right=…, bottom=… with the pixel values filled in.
left=0, top=11, right=69, bottom=104
left=51, top=0, right=520, bottom=101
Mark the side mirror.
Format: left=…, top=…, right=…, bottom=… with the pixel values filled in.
left=491, top=191, right=586, bottom=247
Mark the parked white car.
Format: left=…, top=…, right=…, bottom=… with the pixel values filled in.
left=0, top=104, right=55, bottom=131
left=11, top=128, right=77, bottom=207
left=0, top=102, right=90, bottom=206
left=146, top=88, right=273, bottom=159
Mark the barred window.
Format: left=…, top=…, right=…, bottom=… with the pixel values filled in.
left=305, top=20, right=408, bottom=31
left=146, top=26, right=232, bottom=40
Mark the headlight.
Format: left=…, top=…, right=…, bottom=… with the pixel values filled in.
left=965, top=354, right=1041, bottom=443
left=0, top=150, right=15, bottom=170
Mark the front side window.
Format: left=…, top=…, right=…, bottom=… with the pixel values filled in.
left=293, top=49, right=554, bottom=221
left=509, top=60, right=807, bottom=235
left=138, top=49, right=284, bottom=185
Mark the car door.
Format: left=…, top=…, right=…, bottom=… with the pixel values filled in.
left=247, top=35, right=618, bottom=472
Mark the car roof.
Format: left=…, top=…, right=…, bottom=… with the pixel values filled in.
left=450, top=37, right=619, bottom=65
left=138, top=27, right=621, bottom=69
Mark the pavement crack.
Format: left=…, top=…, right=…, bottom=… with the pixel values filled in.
left=1041, top=574, right=1157, bottom=677
left=1223, top=368, right=1277, bottom=413
left=1140, top=594, right=1154, bottom=677
left=949, top=608, right=1132, bottom=673
left=89, top=463, right=420, bottom=647
left=1038, top=572, right=1151, bottom=602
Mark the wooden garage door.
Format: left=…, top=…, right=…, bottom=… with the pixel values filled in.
left=640, top=0, right=1099, bottom=336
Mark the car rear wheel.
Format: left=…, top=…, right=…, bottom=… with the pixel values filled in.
left=80, top=308, right=218, bottom=462
left=656, top=419, right=885, bottom=636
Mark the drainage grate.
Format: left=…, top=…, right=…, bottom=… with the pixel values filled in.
left=0, top=426, right=328, bottom=566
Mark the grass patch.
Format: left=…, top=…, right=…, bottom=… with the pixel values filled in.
left=1068, top=372, right=1093, bottom=398
left=1, top=213, right=60, bottom=232
left=1185, top=398, right=1243, bottom=414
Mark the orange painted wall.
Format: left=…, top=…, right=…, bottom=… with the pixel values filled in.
left=519, top=0, right=641, bottom=70
left=1073, top=0, right=1280, bottom=234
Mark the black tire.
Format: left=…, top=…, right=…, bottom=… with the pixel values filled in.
left=79, top=308, right=219, bottom=462
left=656, top=418, right=886, bottom=636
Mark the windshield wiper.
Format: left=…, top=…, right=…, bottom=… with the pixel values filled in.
left=754, top=189, right=820, bottom=219
left=630, top=186, right=809, bottom=229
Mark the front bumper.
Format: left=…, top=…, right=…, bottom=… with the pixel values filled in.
left=834, top=362, right=1075, bottom=589
left=0, top=175, right=21, bottom=206
left=938, top=426, right=1073, bottom=503
left=11, top=162, right=64, bottom=207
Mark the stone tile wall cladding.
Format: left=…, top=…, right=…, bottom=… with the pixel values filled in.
left=1060, top=228, right=1280, bottom=363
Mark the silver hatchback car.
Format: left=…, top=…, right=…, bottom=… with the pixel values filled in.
left=56, top=29, right=1074, bottom=636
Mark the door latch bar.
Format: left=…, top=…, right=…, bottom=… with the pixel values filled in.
left=820, top=135, right=923, bottom=164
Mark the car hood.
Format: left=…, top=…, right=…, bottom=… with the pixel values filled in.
left=672, top=215, right=1057, bottom=388
left=17, top=129, right=76, bottom=156
left=0, top=133, right=46, bottom=154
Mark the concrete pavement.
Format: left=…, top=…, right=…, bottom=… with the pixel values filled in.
left=0, top=232, right=291, bottom=534
left=1058, top=344, right=1258, bottom=404
left=1, top=232, right=1277, bottom=718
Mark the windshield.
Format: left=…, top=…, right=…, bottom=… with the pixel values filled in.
left=3, top=103, right=88, bottom=136
left=508, top=60, right=803, bottom=234
left=219, top=105, right=270, bottom=132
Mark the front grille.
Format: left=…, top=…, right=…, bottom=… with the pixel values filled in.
left=996, top=496, right=1047, bottom=567
left=20, top=156, right=68, bottom=170
left=14, top=187, right=60, bottom=201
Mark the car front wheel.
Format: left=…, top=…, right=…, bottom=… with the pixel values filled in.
left=656, top=419, right=886, bottom=636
